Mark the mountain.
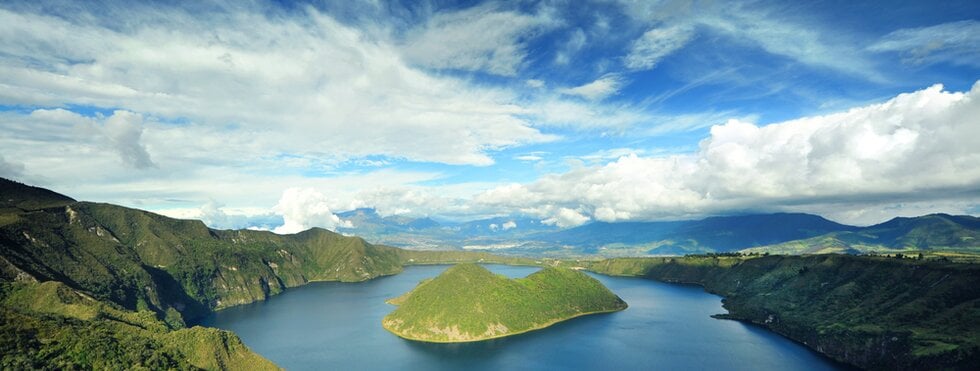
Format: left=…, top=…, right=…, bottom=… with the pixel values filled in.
left=0, top=178, right=521, bottom=369
left=0, top=178, right=75, bottom=212
left=335, top=210, right=561, bottom=251
left=743, top=214, right=980, bottom=254
left=337, top=208, right=442, bottom=232
left=0, top=280, right=277, bottom=370
left=543, top=213, right=857, bottom=254
left=382, top=264, right=626, bottom=342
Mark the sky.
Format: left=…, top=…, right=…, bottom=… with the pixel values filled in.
left=1, top=0, right=979, bottom=232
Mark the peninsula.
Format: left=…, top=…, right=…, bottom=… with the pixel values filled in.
left=382, top=264, right=627, bottom=342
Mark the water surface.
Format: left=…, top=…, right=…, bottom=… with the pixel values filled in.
left=199, top=265, right=843, bottom=370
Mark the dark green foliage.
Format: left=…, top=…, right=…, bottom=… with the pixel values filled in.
left=0, top=178, right=75, bottom=212
left=0, top=198, right=406, bottom=323
left=588, top=255, right=980, bottom=370
left=0, top=178, right=548, bottom=368
left=0, top=281, right=277, bottom=370
left=383, top=264, right=626, bottom=342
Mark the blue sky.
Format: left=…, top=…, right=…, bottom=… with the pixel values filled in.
left=0, top=0, right=978, bottom=231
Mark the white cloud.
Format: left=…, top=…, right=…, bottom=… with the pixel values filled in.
left=542, top=208, right=590, bottom=228
left=559, top=74, right=625, bottom=101
left=400, top=4, right=555, bottom=76
left=158, top=202, right=281, bottom=231
left=525, top=79, right=545, bottom=88
left=272, top=188, right=352, bottom=234
left=501, top=220, right=517, bottom=230
left=0, top=154, right=24, bottom=179
left=554, top=28, right=587, bottom=65
left=515, top=155, right=543, bottom=162
left=624, top=25, right=693, bottom=70
left=103, top=110, right=154, bottom=169
left=0, top=4, right=551, bottom=167
left=477, top=82, right=980, bottom=225
left=869, top=20, right=980, bottom=68
left=617, top=1, right=878, bottom=79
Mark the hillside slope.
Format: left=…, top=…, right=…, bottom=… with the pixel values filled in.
left=1, top=199, right=405, bottom=325
left=0, top=179, right=403, bottom=369
left=0, top=280, right=278, bottom=370
left=0, top=178, right=548, bottom=369
left=383, top=264, right=626, bottom=342
left=588, top=255, right=980, bottom=370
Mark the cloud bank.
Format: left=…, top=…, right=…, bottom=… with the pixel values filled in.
left=477, top=82, right=980, bottom=226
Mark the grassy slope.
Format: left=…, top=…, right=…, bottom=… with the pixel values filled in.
left=1, top=201, right=406, bottom=323
left=0, top=281, right=277, bottom=370
left=382, top=264, right=626, bottom=342
left=0, top=178, right=563, bottom=368
left=588, top=255, right=980, bottom=370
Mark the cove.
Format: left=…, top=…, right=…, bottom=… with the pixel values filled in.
left=199, top=265, right=845, bottom=370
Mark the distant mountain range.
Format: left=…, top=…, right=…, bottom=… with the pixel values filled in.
left=742, top=213, right=980, bottom=255
left=335, top=208, right=979, bottom=256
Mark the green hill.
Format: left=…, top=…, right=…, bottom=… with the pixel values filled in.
left=0, top=280, right=278, bottom=370
left=742, top=214, right=980, bottom=255
left=382, top=264, right=627, bottom=342
left=0, top=178, right=535, bottom=368
left=587, top=254, right=980, bottom=370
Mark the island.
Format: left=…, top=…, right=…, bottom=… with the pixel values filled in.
left=382, top=264, right=628, bottom=343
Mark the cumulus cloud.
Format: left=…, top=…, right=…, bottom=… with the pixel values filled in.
left=477, top=82, right=980, bottom=225
left=103, top=110, right=154, bottom=169
left=16, top=108, right=154, bottom=169
left=502, top=220, right=517, bottom=230
left=559, top=74, right=625, bottom=101
left=272, top=188, right=352, bottom=234
left=543, top=208, right=591, bottom=228
left=869, top=20, right=980, bottom=67
left=624, top=26, right=693, bottom=70
left=160, top=201, right=282, bottom=230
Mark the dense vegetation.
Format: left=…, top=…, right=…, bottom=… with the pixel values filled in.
left=383, top=264, right=627, bottom=342
left=586, top=254, right=980, bottom=370
left=0, top=178, right=543, bottom=368
left=0, top=280, right=277, bottom=370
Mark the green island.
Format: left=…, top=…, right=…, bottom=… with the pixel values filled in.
left=0, top=178, right=530, bottom=369
left=382, top=263, right=627, bottom=342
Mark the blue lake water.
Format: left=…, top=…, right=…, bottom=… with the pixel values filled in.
left=199, top=265, right=844, bottom=370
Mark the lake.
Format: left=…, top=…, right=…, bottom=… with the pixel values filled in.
left=199, top=265, right=845, bottom=370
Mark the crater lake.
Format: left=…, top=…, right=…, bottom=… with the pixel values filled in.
left=199, top=265, right=845, bottom=370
